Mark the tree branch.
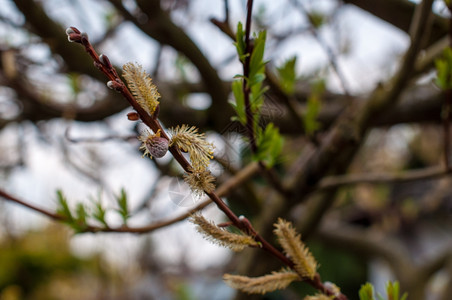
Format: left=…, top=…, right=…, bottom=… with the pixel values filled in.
left=318, top=165, right=450, bottom=190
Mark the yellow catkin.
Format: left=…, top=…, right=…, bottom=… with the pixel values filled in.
left=189, top=214, right=258, bottom=251
left=183, top=168, right=216, bottom=197
left=273, top=218, right=318, bottom=279
left=223, top=269, right=300, bottom=294
left=169, top=125, right=214, bottom=170
left=122, top=62, right=160, bottom=115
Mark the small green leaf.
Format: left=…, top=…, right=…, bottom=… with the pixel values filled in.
left=116, top=188, right=129, bottom=225
left=277, top=57, right=297, bottom=95
left=386, top=281, right=407, bottom=300
left=254, top=123, right=284, bottom=167
left=91, top=194, right=108, bottom=228
left=303, top=80, right=325, bottom=135
left=250, top=85, right=268, bottom=112
left=304, top=95, right=321, bottom=134
left=308, top=11, right=325, bottom=28
left=230, top=80, right=246, bottom=124
left=435, top=47, right=452, bottom=90
left=249, top=31, right=267, bottom=83
left=72, top=203, right=89, bottom=233
left=359, top=283, right=375, bottom=300
left=234, top=22, right=246, bottom=63
left=75, top=203, right=87, bottom=225
left=56, top=190, right=73, bottom=222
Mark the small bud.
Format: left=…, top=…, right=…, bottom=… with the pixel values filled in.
left=66, top=27, right=82, bottom=43
left=67, top=34, right=80, bottom=43
left=145, top=136, right=169, bottom=158
left=65, top=27, right=75, bottom=35
left=80, top=32, right=89, bottom=46
left=99, top=54, right=112, bottom=68
left=127, top=112, right=140, bottom=121
left=107, top=80, right=122, bottom=91
left=69, top=27, right=81, bottom=34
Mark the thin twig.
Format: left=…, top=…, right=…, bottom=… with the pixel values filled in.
left=443, top=4, right=452, bottom=170
left=289, top=0, right=350, bottom=96
left=0, top=162, right=260, bottom=233
left=223, top=0, right=230, bottom=24
left=318, top=165, right=451, bottom=190
left=0, top=189, right=64, bottom=221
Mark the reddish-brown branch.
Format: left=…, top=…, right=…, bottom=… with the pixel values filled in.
left=0, top=189, right=64, bottom=221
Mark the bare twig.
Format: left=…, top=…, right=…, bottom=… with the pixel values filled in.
left=318, top=165, right=451, bottom=190
left=0, top=189, right=64, bottom=221
left=289, top=0, right=350, bottom=96
left=0, top=161, right=261, bottom=234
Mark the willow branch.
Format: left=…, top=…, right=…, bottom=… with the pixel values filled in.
left=0, top=189, right=64, bottom=221
left=65, top=27, right=346, bottom=299
left=0, top=162, right=260, bottom=234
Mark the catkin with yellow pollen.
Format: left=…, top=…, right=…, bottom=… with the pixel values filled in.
left=169, top=124, right=215, bottom=170
left=122, top=62, right=161, bottom=115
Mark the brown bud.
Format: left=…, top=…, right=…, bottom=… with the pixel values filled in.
left=145, top=136, right=169, bottom=158
left=99, top=54, right=112, bottom=68
left=127, top=112, right=140, bottom=121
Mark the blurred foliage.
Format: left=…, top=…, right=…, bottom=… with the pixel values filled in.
left=304, top=80, right=325, bottom=135
left=277, top=57, right=297, bottom=95
left=359, top=281, right=407, bottom=300
left=0, top=226, right=116, bottom=300
left=435, top=47, right=452, bottom=90
left=231, top=23, right=284, bottom=167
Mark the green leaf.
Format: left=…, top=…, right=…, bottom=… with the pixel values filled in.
left=304, top=95, right=321, bottom=135
left=303, top=80, right=325, bottom=135
left=254, top=123, right=284, bottom=167
left=435, top=47, right=452, bottom=90
left=250, top=84, right=268, bottom=112
left=249, top=31, right=267, bottom=84
left=308, top=11, right=325, bottom=28
left=386, top=281, right=407, bottom=300
left=75, top=203, right=87, bottom=225
left=249, top=72, right=266, bottom=88
left=72, top=203, right=89, bottom=233
left=234, top=22, right=246, bottom=63
left=359, top=283, right=375, bottom=300
left=116, top=188, right=129, bottom=225
left=56, top=190, right=73, bottom=222
left=230, top=80, right=246, bottom=124
left=91, top=194, right=108, bottom=228
left=277, top=57, right=297, bottom=95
